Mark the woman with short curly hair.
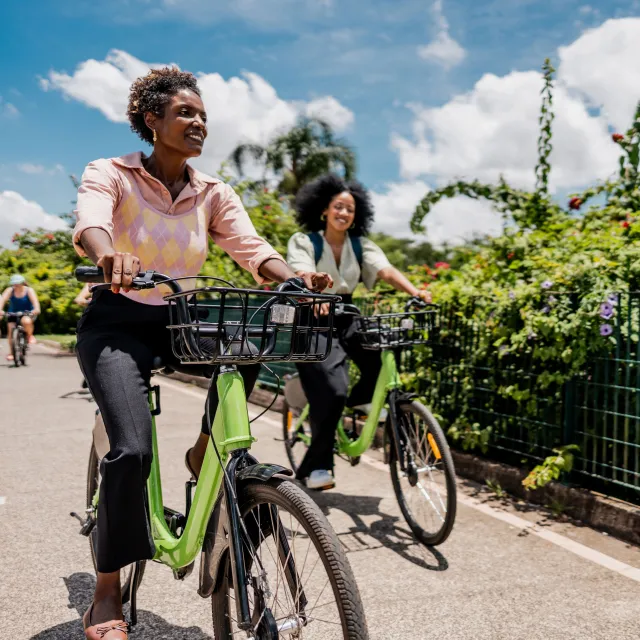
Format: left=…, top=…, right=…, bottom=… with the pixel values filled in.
left=287, top=174, right=430, bottom=490
left=74, top=67, right=330, bottom=639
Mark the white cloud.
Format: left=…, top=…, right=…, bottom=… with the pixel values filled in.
left=417, top=0, right=466, bottom=70
left=42, top=50, right=354, bottom=175
left=304, top=96, right=354, bottom=130
left=17, top=163, right=64, bottom=175
left=0, top=191, right=68, bottom=248
left=0, top=97, right=19, bottom=118
left=392, top=69, right=618, bottom=191
left=559, top=18, right=640, bottom=131
left=371, top=180, right=502, bottom=246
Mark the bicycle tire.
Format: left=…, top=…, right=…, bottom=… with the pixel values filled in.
left=87, top=444, right=146, bottom=603
left=212, top=478, right=368, bottom=639
left=11, top=328, right=20, bottom=367
left=389, top=400, right=457, bottom=546
left=282, top=399, right=310, bottom=475
left=19, top=330, right=26, bottom=366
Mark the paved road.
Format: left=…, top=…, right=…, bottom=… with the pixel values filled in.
left=1, top=345, right=639, bottom=639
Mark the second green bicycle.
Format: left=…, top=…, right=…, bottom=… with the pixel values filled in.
left=282, top=299, right=457, bottom=547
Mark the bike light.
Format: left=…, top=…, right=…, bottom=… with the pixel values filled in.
left=270, top=304, right=296, bottom=324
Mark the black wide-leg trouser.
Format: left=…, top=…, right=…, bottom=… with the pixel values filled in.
left=295, top=314, right=381, bottom=480
left=76, top=290, right=259, bottom=573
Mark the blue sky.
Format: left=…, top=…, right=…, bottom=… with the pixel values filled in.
left=2, top=0, right=640, bottom=245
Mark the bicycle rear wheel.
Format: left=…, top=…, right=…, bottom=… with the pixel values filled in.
left=87, top=444, right=145, bottom=603
left=212, top=478, right=368, bottom=639
left=282, top=399, right=311, bottom=475
left=389, top=400, right=457, bottom=546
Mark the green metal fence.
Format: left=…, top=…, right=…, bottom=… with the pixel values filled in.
left=406, top=295, right=640, bottom=505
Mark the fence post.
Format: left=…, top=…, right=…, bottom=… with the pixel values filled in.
left=563, top=379, right=576, bottom=445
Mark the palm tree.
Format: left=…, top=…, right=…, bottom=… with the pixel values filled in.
left=230, top=118, right=357, bottom=195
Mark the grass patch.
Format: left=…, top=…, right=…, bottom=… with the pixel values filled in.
left=40, top=334, right=77, bottom=351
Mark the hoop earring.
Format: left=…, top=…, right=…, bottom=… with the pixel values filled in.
left=350, top=222, right=356, bottom=229
left=153, top=129, right=157, bottom=144
left=321, top=213, right=327, bottom=222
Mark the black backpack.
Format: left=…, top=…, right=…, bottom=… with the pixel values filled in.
left=307, top=231, right=363, bottom=274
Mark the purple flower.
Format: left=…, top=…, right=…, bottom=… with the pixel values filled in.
left=509, top=291, right=516, bottom=300
left=542, top=306, right=550, bottom=314
left=607, top=293, right=619, bottom=306
left=541, top=280, right=553, bottom=290
left=548, top=295, right=557, bottom=305
left=600, top=302, right=614, bottom=320
left=527, top=332, right=537, bottom=341
left=600, top=324, right=613, bottom=337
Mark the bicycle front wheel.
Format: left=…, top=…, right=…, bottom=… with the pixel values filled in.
left=389, top=401, right=457, bottom=546
left=11, top=328, right=21, bottom=367
left=212, top=478, right=368, bottom=639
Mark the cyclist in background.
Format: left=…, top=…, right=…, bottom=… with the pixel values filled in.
left=287, top=174, right=431, bottom=490
left=0, top=274, right=40, bottom=361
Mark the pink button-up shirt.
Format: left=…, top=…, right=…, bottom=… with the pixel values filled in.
left=73, top=152, right=284, bottom=305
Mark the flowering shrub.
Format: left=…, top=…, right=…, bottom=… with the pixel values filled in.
left=403, top=59, right=640, bottom=483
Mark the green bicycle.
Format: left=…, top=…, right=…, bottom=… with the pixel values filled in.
left=282, top=300, right=457, bottom=547
left=71, top=266, right=368, bottom=639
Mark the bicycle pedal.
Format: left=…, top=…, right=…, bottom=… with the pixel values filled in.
left=70, top=511, right=96, bottom=537
left=173, top=561, right=194, bottom=581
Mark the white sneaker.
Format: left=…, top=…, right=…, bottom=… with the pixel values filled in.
left=306, top=470, right=335, bottom=490
left=352, top=403, right=388, bottom=422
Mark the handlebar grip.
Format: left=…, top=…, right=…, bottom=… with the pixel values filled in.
left=75, top=266, right=105, bottom=284
left=276, top=277, right=308, bottom=293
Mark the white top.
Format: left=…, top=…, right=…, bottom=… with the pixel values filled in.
left=287, top=231, right=391, bottom=294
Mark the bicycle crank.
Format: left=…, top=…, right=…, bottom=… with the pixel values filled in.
left=70, top=509, right=96, bottom=537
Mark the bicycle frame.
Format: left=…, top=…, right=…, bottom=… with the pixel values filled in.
left=147, top=366, right=255, bottom=570
left=292, top=349, right=401, bottom=459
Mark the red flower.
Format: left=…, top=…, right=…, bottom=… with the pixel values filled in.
left=568, top=197, right=582, bottom=210
left=264, top=205, right=272, bottom=211
left=263, top=285, right=272, bottom=291
left=45, top=233, right=54, bottom=240
left=507, top=252, right=515, bottom=260
left=621, top=221, right=630, bottom=229
left=612, top=133, right=624, bottom=142
left=434, top=261, right=450, bottom=269
left=263, top=187, right=269, bottom=193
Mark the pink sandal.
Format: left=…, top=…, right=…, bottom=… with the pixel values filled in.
left=83, top=603, right=129, bottom=639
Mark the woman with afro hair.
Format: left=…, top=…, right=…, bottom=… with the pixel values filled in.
left=287, top=174, right=430, bottom=490
left=73, top=68, right=331, bottom=639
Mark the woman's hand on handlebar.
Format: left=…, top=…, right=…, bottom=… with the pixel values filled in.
left=297, top=271, right=333, bottom=293
left=416, top=289, right=432, bottom=304
left=97, top=251, right=141, bottom=294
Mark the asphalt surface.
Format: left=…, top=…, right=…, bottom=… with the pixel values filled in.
left=1, top=344, right=639, bottom=639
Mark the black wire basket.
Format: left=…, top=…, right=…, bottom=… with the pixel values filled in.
left=355, top=308, right=438, bottom=350
left=165, top=286, right=339, bottom=364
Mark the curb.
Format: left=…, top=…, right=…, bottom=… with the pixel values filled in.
left=38, top=340, right=76, bottom=357
left=451, top=451, right=640, bottom=546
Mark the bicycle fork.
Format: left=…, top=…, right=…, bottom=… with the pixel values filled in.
left=223, top=452, right=308, bottom=639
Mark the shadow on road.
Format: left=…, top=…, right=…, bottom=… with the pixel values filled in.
left=30, top=572, right=213, bottom=640
left=309, top=490, right=449, bottom=572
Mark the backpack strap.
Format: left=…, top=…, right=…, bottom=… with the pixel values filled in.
left=350, top=236, right=363, bottom=271
left=307, top=231, right=363, bottom=280
left=307, top=232, right=324, bottom=265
